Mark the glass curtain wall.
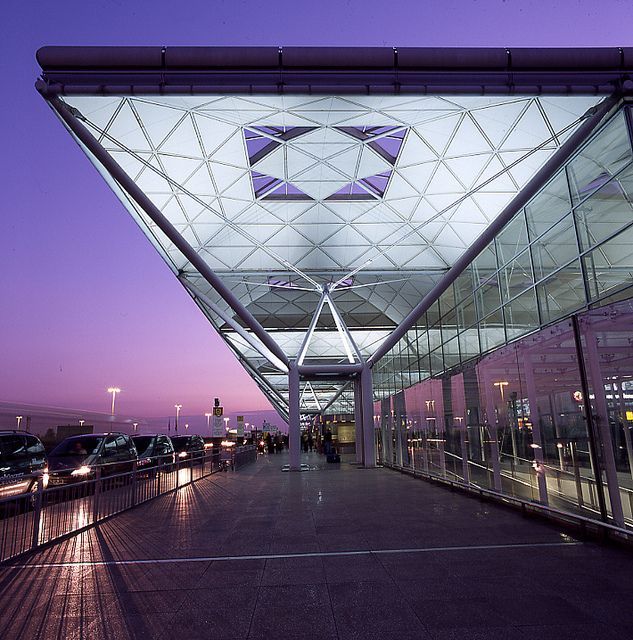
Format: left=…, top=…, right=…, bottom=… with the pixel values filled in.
left=373, top=105, right=633, bottom=530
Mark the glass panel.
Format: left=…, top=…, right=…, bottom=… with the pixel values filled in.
left=443, top=336, right=461, bottom=369
left=583, top=224, right=633, bottom=302
left=429, top=348, right=444, bottom=376
left=438, top=286, right=456, bottom=316
left=479, top=309, right=506, bottom=352
left=440, top=306, right=458, bottom=341
left=537, top=259, right=586, bottom=324
left=575, top=164, right=633, bottom=251
left=428, top=328, right=442, bottom=351
left=500, top=249, right=534, bottom=302
left=427, top=301, right=441, bottom=326
left=419, top=352, right=431, bottom=379
left=456, top=296, right=478, bottom=330
left=417, top=326, right=430, bottom=354
left=454, top=269, right=475, bottom=304
left=531, top=213, right=579, bottom=281
left=475, top=272, right=502, bottom=318
left=496, top=211, right=529, bottom=266
left=475, top=320, right=600, bottom=509
left=458, top=328, right=480, bottom=361
left=525, top=170, right=571, bottom=240
left=504, top=288, right=539, bottom=340
left=580, top=300, right=633, bottom=524
left=567, top=111, right=632, bottom=205
left=472, top=243, right=498, bottom=287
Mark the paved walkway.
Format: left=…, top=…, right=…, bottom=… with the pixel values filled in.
left=1, top=452, right=632, bottom=639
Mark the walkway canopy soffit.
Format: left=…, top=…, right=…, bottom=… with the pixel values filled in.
left=38, top=47, right=623, bottom=416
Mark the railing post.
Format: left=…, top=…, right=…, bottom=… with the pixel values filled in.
left=92, top=466, right=102, bottom=524
left=131, top=460, right=137, bottom=507
left=190, top=458, right=194, bottom=484
left=30, top=476, right=44, bottom=551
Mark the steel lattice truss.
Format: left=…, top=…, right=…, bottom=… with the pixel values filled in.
left=57, top=93, right=602, bottom=416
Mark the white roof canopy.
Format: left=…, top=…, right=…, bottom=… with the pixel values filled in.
left=40, top=47, right=611, bottom=416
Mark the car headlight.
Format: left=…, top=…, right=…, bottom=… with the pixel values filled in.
left=178, top=452, right=187, bottom=458
left=71, top=465, right=92, bottom=476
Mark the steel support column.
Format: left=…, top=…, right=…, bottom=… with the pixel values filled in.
left=571, top=315, right=610, bottom=523
left=360, top=364, right=377, bottom=468
left=483, top=372, right=503, bottom=492
left=523, top=355, right=549, bottom=506
left=582, top=323, right=625, bottom=527
left=354, top=380, right=364, bottom=464
left=288, top=362, right=301, bottom=471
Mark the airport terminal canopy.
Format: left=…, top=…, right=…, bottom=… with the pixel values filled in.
left=36, top=46, right=633, bottom=417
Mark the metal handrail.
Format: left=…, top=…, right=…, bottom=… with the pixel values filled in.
left=0, top=445, right=257, bottom=564
left=384, top=459, right=633, bottom=545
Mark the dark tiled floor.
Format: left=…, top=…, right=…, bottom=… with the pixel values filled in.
left=1, top=452, right=632, bottom=639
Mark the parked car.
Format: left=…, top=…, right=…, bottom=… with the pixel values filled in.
left=132, top=434, right=175, bottom=472
left=0, top=431, right=48, bottom=500
left=171, top=435, right=205, bottom=463
left=47, top=433, right=137, bottom=485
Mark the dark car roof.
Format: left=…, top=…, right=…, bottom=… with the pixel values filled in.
left=62, top=432, right=127, bottom=439
left=0, top=431, right=41, bottom=436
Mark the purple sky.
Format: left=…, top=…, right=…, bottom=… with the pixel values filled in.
left=1, top=0, right=632, bottom=420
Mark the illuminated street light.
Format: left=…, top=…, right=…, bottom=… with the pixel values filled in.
left=133, top=422, right=138, bottom=432
left=79, top=419, right=85, bottom=427
left=174, top=404, right=182, bottom=433
left=107, top=387, right=121, bottom=414
left=493, top=381, right=509, bottom=402
left=16, top=416, right=23, bottom=430
left=224, top=417, right=230, bottom=431
left=185, top=423, right=189, bottom=431
left=205, top=413, right=212, bottom=430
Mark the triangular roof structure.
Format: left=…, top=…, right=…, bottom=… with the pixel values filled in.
left=36, top=46, right=633, bottom=418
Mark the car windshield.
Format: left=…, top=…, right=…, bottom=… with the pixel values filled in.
left=50, top=437, right=103, bottom=457
left=0, top=436, right=26, bottom=463
left=132, top=437, right=153, bottom=456
left=170, top=437, right=189, bottom=452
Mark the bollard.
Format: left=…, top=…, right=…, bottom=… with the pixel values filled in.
left=30, top=476, right=44, bottom=550
left=92, top=466, right=102, bottom=524
left=131, top=460, right=138, bottom=507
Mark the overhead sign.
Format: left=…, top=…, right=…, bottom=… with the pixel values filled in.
left=212, top=414, right=225, bottom=437
left=237, top=416, right=244, bottom=437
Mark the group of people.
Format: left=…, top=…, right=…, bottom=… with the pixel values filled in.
left=300, top=432, right=315, bottom=452
left=263, top=432, right=286, bottom=454
left=259, top=428, right=335, bottom=456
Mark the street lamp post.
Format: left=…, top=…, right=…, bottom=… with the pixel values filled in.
left=133, top=422, right=138, bottom=432
left=224, top=417, right=229, bottom=434
left=205, top=413, right=212, bottom=431
left=174, top=404, right=182, bottom=433
left=16, top=416, right=23, bottom=430
left=79, top=419, right=85, bottom=428
left=107, top=387, right=121, bottom=415
left=185, top=423, right=189, bottom=431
